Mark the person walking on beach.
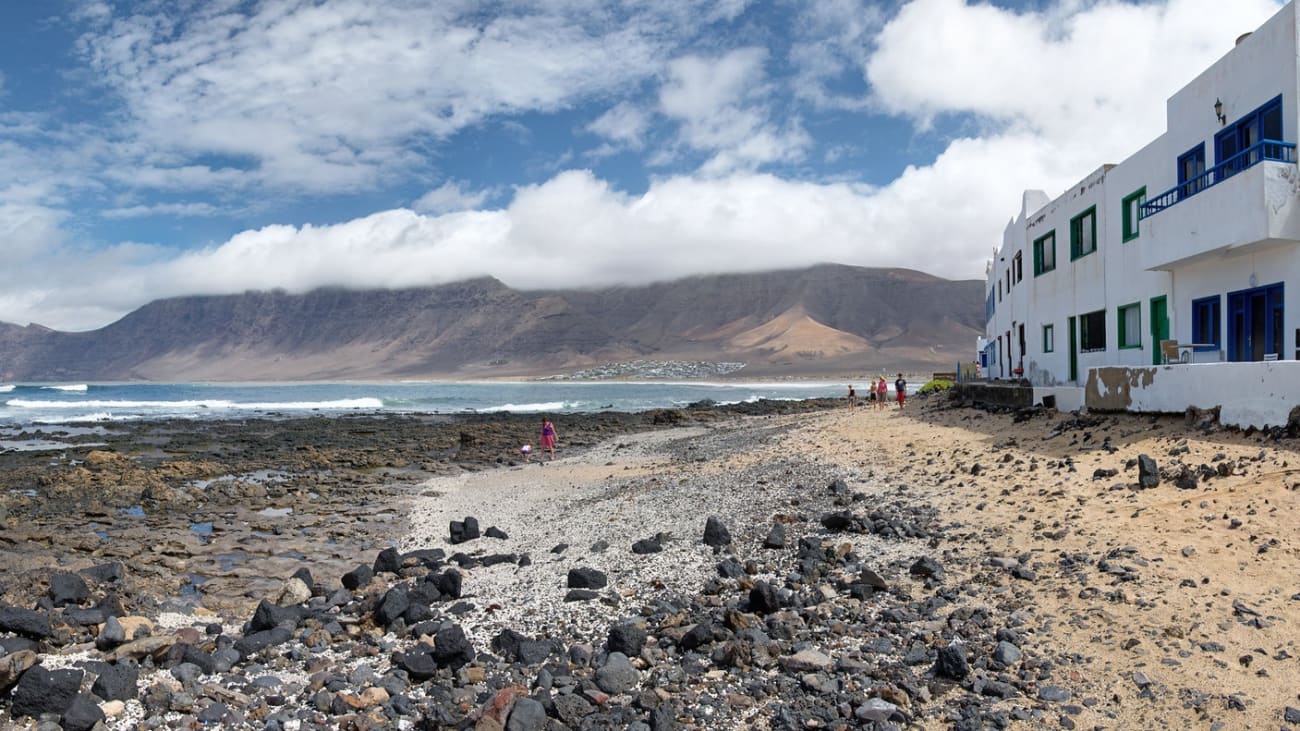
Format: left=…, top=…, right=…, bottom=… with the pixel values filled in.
left=876, top=376, right=888, bottom=410
left=847, top=385, right=857, bottom=411
left=539, top=417, right=558, bottom=461
left=894, top=373, right=907, bottom=409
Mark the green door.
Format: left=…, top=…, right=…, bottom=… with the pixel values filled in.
left=1068, top=315, right=1078, bottom=382
left=1150, top=296, right=1169, bottom=365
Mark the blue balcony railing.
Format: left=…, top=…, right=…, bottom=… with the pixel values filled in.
left=1139, top=139, right=1296, bottom=220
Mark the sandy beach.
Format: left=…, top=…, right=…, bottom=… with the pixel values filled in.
left=2, top=395, right=1299, bottom=729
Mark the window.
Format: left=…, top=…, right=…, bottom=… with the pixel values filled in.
left=1043, top=324, right=1055, bottom=353
left=1118, top=303, right=1142, bottom=349
left=1033, top=231, right=1056, bottom=275
left=1216, top=95, right=1283, bottom=176
left=1013, top=251, right=1023, bottom=283
left=1192, top=295, right=1221, bottom=351
left=1178, top=144, right=1206, bottom=197
left=1080, top=309, right=1106, bottom=352
left=1122, top=188, right=1146, bottom=242
left=1070, top=207, right=1096, bottom=260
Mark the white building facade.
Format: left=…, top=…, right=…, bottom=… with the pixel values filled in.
left=985, top=2, right=1300, bottom=392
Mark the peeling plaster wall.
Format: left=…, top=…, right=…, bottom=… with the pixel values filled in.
left=1085, top=362, right=1300, bottom=428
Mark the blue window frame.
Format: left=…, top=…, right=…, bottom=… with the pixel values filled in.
left=1191, top=295, right=1221, bottom=351
left=1216, top=95, right=1284, bottom=178
left=1227, top=282, right=1284, bottom=361
left=1178, top=144, right=1206, bottom=198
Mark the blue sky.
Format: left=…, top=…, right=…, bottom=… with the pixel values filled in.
left=0, top=0, right=1285, bottom=330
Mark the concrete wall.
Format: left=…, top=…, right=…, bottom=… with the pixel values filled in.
left=956, top=382, right=1034, bottom=409
left=1085, top=362, right=1300, bottom=428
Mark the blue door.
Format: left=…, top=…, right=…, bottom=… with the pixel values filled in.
left=1227, top=282, right=1284, bottom=361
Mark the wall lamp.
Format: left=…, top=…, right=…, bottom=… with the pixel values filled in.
left=1214, top=98, right=1226, bottom=126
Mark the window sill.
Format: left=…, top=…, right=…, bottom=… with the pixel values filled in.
left=1122, top=234, right=1139, bottom=243
left=1080, top=347, right=1106, bottom=353
left=1119, top=345, right=1143, bottom=350
left=1070, top=250, right=1097, bottom=261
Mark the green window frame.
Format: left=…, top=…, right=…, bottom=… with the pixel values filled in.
left=1033, top=231, right=1056, bottom=275
left=1118, top=302, right=1142, bottom=349
left=1070, top=206, right=1097, bottom=260
left=1122, top=188, right=1145, bottom=242
left=1042, top=323, right=1055, bottom=353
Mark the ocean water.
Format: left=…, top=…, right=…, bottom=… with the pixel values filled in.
left=0, top=380, right=865, bottom=430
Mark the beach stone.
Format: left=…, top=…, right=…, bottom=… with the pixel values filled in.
left=993, top=641, right=1022, bottom=665
left=198, top=701, right=230, bottom=723
left=449, top=517, right=481, bottom=544
left=432, top=624, right=474, bottom=669
left=375, top=585, right=411, bottom=627
left=595, top=652, right=640, bottom=694
left=763, top=523, right=787, bottom=549
left=485, top=526, right=509, bottom=539
left=1284, top=707, right=1300, bottom=724
left=608, top=620, right=647, bottom=656
left=234, top=626, right=293, bottom=658
left=934, top=644, right=969, bottom=680
left=631, top=537, right=662, bottom=554
left=61, top=692, right=106, bottom=731
left=91, top=661, right=139, bottom=701
left=436, top=569, right=463, bottom=599
left=553, top=693, right=595, bottom=724
left=820, top=511, right=855, bottom=532
left=749, top=581, right=781, bottom=615
left=276, top=577, right=312, bottom=606
left=703, top=516, right=732, bottom=547
left=248, top=599, right=305, bottom=632
left=10, top=666, right=83, bottom=719
left=506, top=697, right=547, bottom=731
left=81, top=562, right=125, bottom=584
left=567, top=567, right=608, bottom=589
left=784, top=649, right=834, bottom=673
left=1138, top=455, right=1159, bottom=488
left=49, top=573, right=91, bottom=607
left=0, top=606, right=54, bottom=639
left=678, top=622, right=715, bottom=651
left=395, top=648, right=438, bottom=680
left=565, top=589, right=599, bottom=602
left=909, top=556, right=944, bottom=579
left=341, top=564, right=374, bottom=591
left=373, top=547, right=401, bottom=574
left=0, top=650, right=38, bottom=692
left=856, top=697, right=898, bottom=723
left=1039, top=685, right=1071, bottom=702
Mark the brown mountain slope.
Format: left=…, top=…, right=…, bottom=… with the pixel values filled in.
left=0, top=265, right=983, bottom=380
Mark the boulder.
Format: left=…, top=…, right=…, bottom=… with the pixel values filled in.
left=449, top=517, right=481, bottom=544
left=566, top=567, right=608, bottom=590
left=91, top=661, right=139, bottom=701
left=432, top=625, right=474, bottom=670
left=703, top=516, right=731, bottom=547
left=49, top=573, right=91, bottom=607
left=10, top=666, right=83, bottom=720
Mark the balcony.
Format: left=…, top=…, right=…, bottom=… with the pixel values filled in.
left=1139, top=150, right=1300, bottom=272
left=1140, top=140, right=1296, bottom=219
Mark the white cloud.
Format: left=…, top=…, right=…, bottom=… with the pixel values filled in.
left=412, top=181, right=493, bottom=216
left=587, top=102, right=651, bottom=149
left=659, top=48, right=811, bottom=172
left=102, top=202, right=222, bottom=219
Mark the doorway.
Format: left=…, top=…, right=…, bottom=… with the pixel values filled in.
left=1227, top=282, right=1284, bottom=361
left=1149, top=296, right=1169, bottom=365
left=1067, top=315, right=1078, bottom=382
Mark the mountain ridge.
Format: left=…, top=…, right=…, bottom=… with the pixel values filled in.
left=0, top=264, right=983, bottom=381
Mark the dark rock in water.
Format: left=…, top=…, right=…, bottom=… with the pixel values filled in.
left=763, top=523, right=787, bottom=549
left=61, top=692, right=105, bottom=731
left=373, top=547, right=402, bottom=575
left=247, top=599, right=306, bottom=633
left=565, top=589, right=599, bottom=602
left=435, top=569, right=463, bottom=599
left=91, top=662, right=138, bottom=702
left=375, top=585, right=411, bottom=627
left=749, top=581, right=781, bottom=615
left=703, top=516, right=732, bottom=547
left=595, top=652, right=640, bottom=694
left=10, top=665, right=83, bottom=719
left=631, top=537, right=663, bottom=554
left=341, top=564, right=374, bottom=591
left=507, top=697, right=547, bottom=731
left=608, top=620, right=647, bottom=657
left=910, top=556, right=944, bottom=580
left=567, top=567, right=608, bottom=589
left=49, top=572, right=91, bottom=607
left=234, top=626, right=293, bottom=658
left=485, top=526, right=509, bottom=539
left=820, top=511, right=856, bottom=532
left=1138, top=454, right=1159, bottom=488
left=432, top=625, right=474, bottom=670
left=449, top=517, right=481, bottom=544
left=0, top=606, right=53, bottom=639
left=934, top=644, right=969, bottom=680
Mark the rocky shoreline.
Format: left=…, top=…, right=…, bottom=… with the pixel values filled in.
left=3, top=394, right=1299, bottom=729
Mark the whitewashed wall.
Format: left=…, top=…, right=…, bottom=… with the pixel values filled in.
left=1086, top=362, right=1300, bottom=428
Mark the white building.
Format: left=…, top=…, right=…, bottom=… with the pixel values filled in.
left=984, top=1, right=1300, bottom=421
